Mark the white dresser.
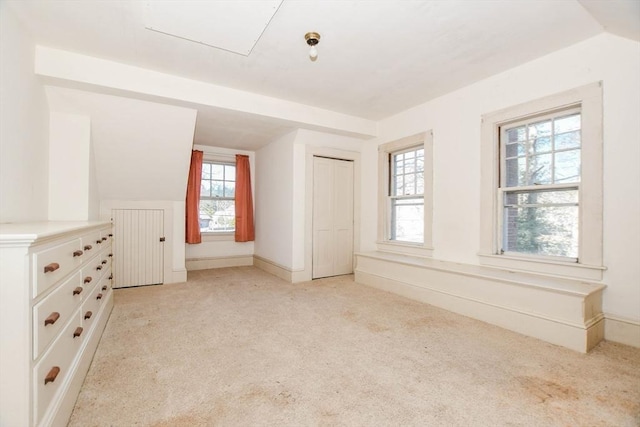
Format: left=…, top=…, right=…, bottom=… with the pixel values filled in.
left=0, top=221, right=114, bottom=427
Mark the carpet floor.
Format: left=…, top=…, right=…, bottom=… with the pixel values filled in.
left=68, top=266, right=640, bottom=426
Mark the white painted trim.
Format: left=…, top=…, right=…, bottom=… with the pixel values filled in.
left=171, top=268, right=188, bottom=283
left=604, top=314, right=640, bottom=348
left=355, top=251, right=605, bottom=352
left=480, top=82, right=604, bottom=279
left=253, top=255, right=302, bottom=282
left=186, top=255, right=253, bottom=271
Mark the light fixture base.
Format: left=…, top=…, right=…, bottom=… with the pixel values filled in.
left=305, top=32, right=321, bottom=46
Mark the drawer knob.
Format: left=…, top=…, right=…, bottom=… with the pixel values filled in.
left=84, top=311, right=93, bottom=320
left=96, top=293, right=103, bottom=300
left=73, top=250, right=83, bottom=257
left=96, top=265, right=102, bottom=271
left=96, top=240, right=102, bottom=244
left=108, top=233, right=113, bottom=237
left=44, top=312, right=60, bottom=326
left=73, top=326, right=83, bottom=338
left=84, top=276, right=92, bottom=284
left=108, top=253, right=113, bottom=257
left=102, top=285, right=107, bottom=291
left=44, top=263, right=60, bottom=273
left=44, top=366, right=60, bottom=385
left=73, top=286, right=83, bottom=296
left=108, top=274, right=113, bottom=280
left=84, top=245, right=92, bottom=251
left=101, top=260, right=107, bottom=265
left=102, top=237, right=107, bottom=241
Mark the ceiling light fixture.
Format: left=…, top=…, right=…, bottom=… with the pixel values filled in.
left=304, top=32, right=321, bottom=61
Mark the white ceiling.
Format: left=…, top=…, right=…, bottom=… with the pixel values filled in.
left=7, top=0, right=640, bottom=149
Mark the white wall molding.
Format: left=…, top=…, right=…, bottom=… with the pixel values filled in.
left=186, top=256, right=253, bottom=271
left=355, top=251, right=606, bottom=353
left=604, top=314, right=640, bottom=348
left=35, top=46, right=377, bottom=140
left=253, top=255, right=305, bottom=283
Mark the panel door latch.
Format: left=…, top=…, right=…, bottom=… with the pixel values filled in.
left=159, top=237, right=166, bottom=242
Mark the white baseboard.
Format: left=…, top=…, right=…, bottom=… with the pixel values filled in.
left=169, top=268, right=188, bottom=283
left=185, top=256, right=253, bottom=271
left=604, top=315, right=640, bottom=348
left=355, top=252, right=605, bottom=353
left=252, top=255, right=308, bottom=282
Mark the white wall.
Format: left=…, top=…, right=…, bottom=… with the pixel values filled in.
left=254, top=131, right=298, bottom=269
left=185, top=145, right=255, bottom=264
left=362, top=33, right=640, bottom=322
left=48, top=112, right=95, bottom=220
left=0, top=4, right=49, bottom=222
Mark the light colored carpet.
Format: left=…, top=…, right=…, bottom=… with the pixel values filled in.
left=69, top=266, right=640, bottom=426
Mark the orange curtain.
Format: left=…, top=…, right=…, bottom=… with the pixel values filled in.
left=235, top=154, right=255, bottom=242
left=185, top=150, right=203, bottom=244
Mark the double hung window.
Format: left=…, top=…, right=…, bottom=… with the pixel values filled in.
left=199, top=161, right=236, bottom=233
left=499, top=108, right=581, bottom=259
left=390, top=146, right=425, bottom=243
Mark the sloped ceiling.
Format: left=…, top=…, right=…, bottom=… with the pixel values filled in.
left=45, top=86, right=197, bottom=201
left=7, top=0, right=640, bottom=149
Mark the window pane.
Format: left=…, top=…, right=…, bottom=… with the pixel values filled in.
left=391, top=198, right=424, bottom=243
left=505, top=143, right=523, bottom=158
left=527, top=153, right=552, bottom=185
left=532, top=137, right=551, bottom=153
left=554, top=150, right=580, bottom=183
left=199, top=199, right=235, bottom=232
left=505, top=189, right=578, bottom=207
left=416, top=172, right=424, bottom=194
left=405, top=157, right=415, bottom=173
left=503, top=205, right=578, bottom=258
left=200, top=180, right=211, bottom=197
left=211, top=180, right=224, bottom=197
left=416, top=156, right=424, bottom=172
left=224, top=165, right=236, bottom=181
left=394, top=175, right=403, bottom=196
left=528, top=120, right=551, bottom=139
left=554, top=114, right=580, bottom=133
left=555, top=131, right=580, bottom=150
left=506, top=126, right=526, bottom=143
left=202, top=163, right=211, bottom=180
left=224, top=181, right=235, bottom=198
left=505, top=157, right=526, bottom=187
left=404, top=174, right=415, bottom=195
left=211, top=164, right=224, bottom=180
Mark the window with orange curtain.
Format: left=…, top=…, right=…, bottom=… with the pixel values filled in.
left=234, top=154, right=255, bottom=242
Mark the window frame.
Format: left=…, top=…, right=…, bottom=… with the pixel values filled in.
left=479, top=82, right=605, bottom=280
left=378, top=131, right=434, bottom=257
left=199, top=159, right=236, bottom=236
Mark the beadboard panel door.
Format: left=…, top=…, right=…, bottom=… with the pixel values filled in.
left=112, top=209, right=164, bottom=288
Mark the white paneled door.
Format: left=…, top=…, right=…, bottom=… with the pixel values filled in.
left=112, top=209, right=164, bottom=288
left=313, top=156, right=354, bottom=279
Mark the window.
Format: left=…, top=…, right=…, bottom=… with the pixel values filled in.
left=199, top=161, right=235, bottom=233
left=390, top=146, right=424, bottom=243
left=378, top=131, right=434, bottom=256
left=480, top=82, right=604, bottom=280
left=499, top=108, right=581, bottom=259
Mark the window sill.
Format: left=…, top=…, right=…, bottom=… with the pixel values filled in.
left=478, top=252, right=606, bottom=281
left=377, top=241, right=434, bottom=258
left=200, top=232, right=235, bottom=242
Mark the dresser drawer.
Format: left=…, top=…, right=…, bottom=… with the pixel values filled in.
left=32, top=271, right=84, bottom=359
left=80, top=231, right=102, bottom=258
left=33, top=239, right=83, bottom=297
left=81, top=252, right=107, bottom=287
left=82, top=276, right=110, bottom=331
left=33, top=309, right=85, bottom=426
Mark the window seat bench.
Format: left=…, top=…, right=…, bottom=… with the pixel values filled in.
left=354, top=251, right=606, bottom=352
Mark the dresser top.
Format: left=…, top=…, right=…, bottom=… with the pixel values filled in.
left=0, top=221, right=110, bottom=243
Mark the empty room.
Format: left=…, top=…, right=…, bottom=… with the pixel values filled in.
left=1, top=1, right=639, bottom=426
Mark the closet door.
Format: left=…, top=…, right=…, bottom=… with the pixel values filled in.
left=112, top=209, right=164, bottom=288
left=312, top=156, right=354, bottom=279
